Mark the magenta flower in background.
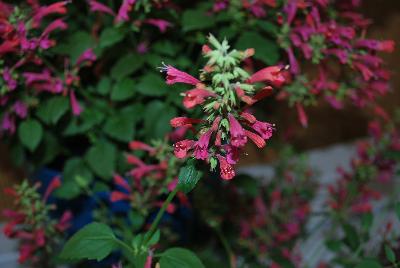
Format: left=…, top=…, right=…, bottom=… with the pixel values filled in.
left=144, top=19, right=172, bottom=33
left=88, top=0, right=115, bottom=15
left=116, top=0, right=136, bottom=23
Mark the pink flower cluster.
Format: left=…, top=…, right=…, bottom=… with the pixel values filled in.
left=3, top=177, right=72, bottom=264
left=278, top=0, right=395, bottom=124
left=327, top=114, right=400, bottom=214
left=163, top=38, right=287, bottom=180
left=0, top=1, right=97, bottom=134
left=112, top=139, right=189, bottom=213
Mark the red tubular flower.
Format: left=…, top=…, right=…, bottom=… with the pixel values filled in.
left=113, top=174, right=131, bottom=192
left=245, top=130, right=266, bottom=148
left=251, top=120, right=274, bottom=140
left=161, top=64, right=200, bottom=85
left=43, top=176, right=61, bottom=201
left=170, top=117, right=203, bottom=128
left=129, top=141, right=156, bottom=154
left=183, top=88, right=216, bottom=109
left=193, top=130, right=213, bottom=160
left=241, top=112, right=257, bottom=124
left=110, top=191, right=131, bottom=202
left=217, top=155, right=235, bottom=180
left=247, top=66, right=286, bottom=87
left=228, top=114, right=247, bottom=147
left=173, top=139, right=194, bottom=159
left=144, top=19, right=172, bottom=33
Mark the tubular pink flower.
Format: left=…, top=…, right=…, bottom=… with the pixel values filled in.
left=248, top=65, right=286, bottom=86
left=183, top=88, right=216, bottom=109
left=240, top=112, right=256, bottom=124
left=116, top=0, right=136, bottom=23
left=144, top=19, right=172, bottom=33
left=129, top=141, right=156, bottom=154
left=70, top=90, right=83, bottom=116
left=76, top=48, right=96, bottom=66
left=33, top=1, right=70, bottom=27
left=161, top=64, right=200, bottom=85
left=173, top=139, right=194, bottom=159
left=228, top=114, right=247, bottom=147
left=193, top=130, right=213, bottom=160
left=245, top=130, right=266, bottom=148
left=41, top=19, right=68, bottom=37
left=296, top=102, right=308, bottom=128
left=251, top=120, right=274, bottom=140
left=170, top=117, right=203, bottom=128
left=88, top=0, right=115, bottom=15
left=217, top=155, right=235, bottom=180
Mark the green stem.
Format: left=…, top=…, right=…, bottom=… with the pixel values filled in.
left=114, top=237, right=136, bottom=256
left=143, top=187, right=179, bottom=245
left=214, top=226, right=236, bottom=268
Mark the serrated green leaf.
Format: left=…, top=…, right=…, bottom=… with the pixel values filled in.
left=111, top=53, right=144, bottom=81
left=85, top=142, right=116, bottom=180
left=36, top=96, right=69, bottom=124
left=160, top=248, right=205, bottom=268
left=18, top=119, right=43, bottom=152
left=52, top=31, right=95, bottom=64
left=59, top=223, right=117, bottom=262
left=144, top=101, right=176, bottom=139
left=178, top=164, right=202, bottom=194
left=111, top=78, right=135, bottom=101
left=103, top=113, right=135, bottom=142
left=64, top=108, right=104, bottom=136
left=182, top=10, right=214, bottom=32
left=97, top=77, right=112, bottom=95
left=136, top=73, right=166, bottom=96
left=99, top=27, right=124, bottom=48
left=342, top=223, right=360, bottom=251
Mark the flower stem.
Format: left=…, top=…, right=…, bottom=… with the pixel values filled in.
left=143, top=187, right=179, bottom=245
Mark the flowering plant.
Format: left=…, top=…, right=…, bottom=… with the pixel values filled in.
left=1, top=0, right=399, bottom=268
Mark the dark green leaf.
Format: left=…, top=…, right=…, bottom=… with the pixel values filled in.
left=36, top=96, right=69, bottom=124
left=111, top=53, right=144, bottom=81
left=55, top=158, right=93, bottom=199
left=111, top=78, right=135, bottom=101
left=103, top=113, right=135, bottom=142
left=97, top=77, right=112, bottom=95
left=85, top=142, right=116, bottom=180
left=160, top=248, right=205, bottom=268
left=395, top=202, right=400, bottom=221
left=145, top=229, right=160, bottom=246
left=182, top=10, right=214, bottom=32
left=235, top=32, right=280, bottom=65
left=342, top=223, right=360, bottom=251
left=143, top=101, right=176, bottom=139
left=59, top=222, right=117, bottom=261
left=385, top=244, right=396, bottom=263
left=64, top=108, right=104, bottom=136
left=18, top=119, right=43, bottom=152
left=178, top=164, right=202, bottom=194
left=53, top=31, right=95, bottom=63
left=136, top=73, right=166, bottom=97
left=355, top=259, right=382, bottom=268
left=99, top=27, right=125, bottom=48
